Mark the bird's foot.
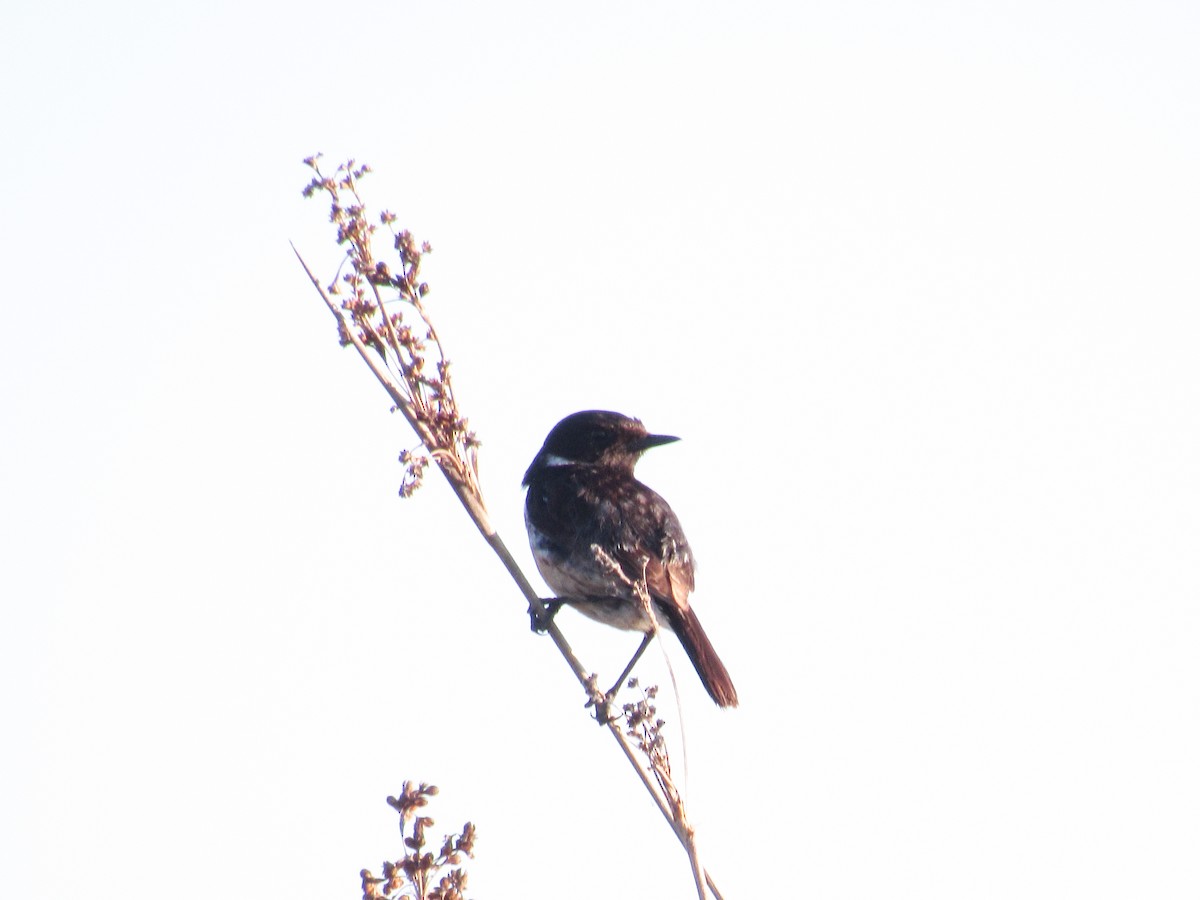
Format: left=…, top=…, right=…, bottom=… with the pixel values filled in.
left=529, top=598, right=564, bottom=633
left=584, top=674, right=616, bottom=725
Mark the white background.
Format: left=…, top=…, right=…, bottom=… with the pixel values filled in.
left=3, top=2, right=1198, bottom=897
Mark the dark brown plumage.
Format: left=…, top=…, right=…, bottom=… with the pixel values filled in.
left=523, top=410, right=738, bottom=708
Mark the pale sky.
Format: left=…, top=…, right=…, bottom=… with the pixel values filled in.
left=3, top=2, right=1198, bottom=898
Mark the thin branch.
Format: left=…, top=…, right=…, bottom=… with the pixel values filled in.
left=295, top=156, right=722, bottom=899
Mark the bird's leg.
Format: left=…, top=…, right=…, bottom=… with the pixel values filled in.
left=606, top=632, right=655, bottom=699
left=529, top=598, right=565, bottom=633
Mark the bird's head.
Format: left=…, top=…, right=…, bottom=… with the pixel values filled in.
left=522, top=410, right=679, bottom=484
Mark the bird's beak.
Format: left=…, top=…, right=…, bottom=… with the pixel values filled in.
left=635, top=432, right=680, bottom=452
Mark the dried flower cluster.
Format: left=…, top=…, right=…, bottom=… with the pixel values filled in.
left=622, top=682, right=686, bottom=822
left=301, top=155, right=481, bottom=504
left=361, top=782, right=477, bottom=900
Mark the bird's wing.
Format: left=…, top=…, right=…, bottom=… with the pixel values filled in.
left=606, top=479, right=695, bottom=613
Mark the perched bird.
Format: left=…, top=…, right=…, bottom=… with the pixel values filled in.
left=522, top=410, right=738, bottom=708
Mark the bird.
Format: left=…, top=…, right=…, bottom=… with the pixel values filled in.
left=522, top=410, right=738, bottom=708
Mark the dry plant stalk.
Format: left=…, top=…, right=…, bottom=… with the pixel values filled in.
left=295, top=155, right=723, bottom=900
left=298, top=156, right=481, bottom=508
left=361, top=782, right=476, bottom=900
left=592, top=546, right=718, bottom=900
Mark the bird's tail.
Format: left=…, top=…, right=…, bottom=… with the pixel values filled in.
left=666, top=605, right=739, bottom=708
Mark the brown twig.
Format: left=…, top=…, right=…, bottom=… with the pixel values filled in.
left=295, top=155, right=721, bottom=900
